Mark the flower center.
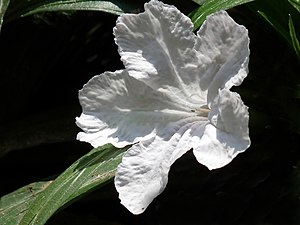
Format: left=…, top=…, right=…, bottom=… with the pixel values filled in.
left=191, top=105, right=210, bottom=117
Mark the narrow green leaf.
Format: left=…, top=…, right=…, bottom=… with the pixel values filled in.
left=19, top=144, right=127, bottom=225
left=0, top=181, right=52, bottom=225
left=256, top=9, right=292, bottom=46
left=248, top=0, right=300, bottom=59
left=23, top=1, right=125, bottom=17
left=189, top=0, right=254, bottom=30
left=5, top=0, right=145, bottom=22
left=289, top=0, right=300, bottom=13
left=289, top=15, right=300, bottom=60
left=0, top=0, right=10, bottom=30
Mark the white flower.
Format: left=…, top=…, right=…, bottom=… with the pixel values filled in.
left=76, top=0, right=250, bottom=215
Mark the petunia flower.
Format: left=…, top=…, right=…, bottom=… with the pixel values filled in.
left=76, top=0, right=250, bottom=215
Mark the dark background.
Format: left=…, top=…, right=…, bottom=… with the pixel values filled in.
left=0, top=4, right=299, bottom=225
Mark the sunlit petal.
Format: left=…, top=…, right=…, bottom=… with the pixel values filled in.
left=195, top=11, right=250, bottom=105
left=193, top=89, right=250, bottom=170
left=76, top=70, right=196, bottom=148
left=115, top=117, right=208, bottom=214
left=114, top=0, right=206, bottom=106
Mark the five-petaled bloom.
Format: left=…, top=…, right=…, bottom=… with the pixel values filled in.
left=76, top=0, right=250, bottom=215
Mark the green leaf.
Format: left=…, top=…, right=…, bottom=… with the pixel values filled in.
left=248, top=0, right=300, bottom=60
left=289, top=0, right=300, bottom=13
left=5, top=0, right=145, bottom=22
left=0, top=181, right=52, bottom=225
left=189, top=0, right=254, bottom=30
left=289, top=15, right=300, bottom=60
left=0, top=0, right=10, bottom=30
left=23, top=1, right=126, bottom=17
left=256, top=9, right=292, bottom=46
left=6, top=144, right=128, bottom=225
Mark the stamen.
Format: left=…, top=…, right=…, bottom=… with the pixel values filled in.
left=191, top=106, right=210, bottom=116
left=198, top=107, right=210, bottom=113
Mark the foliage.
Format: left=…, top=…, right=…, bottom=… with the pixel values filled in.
left=1, top=145, right=127, bottom=224
left=189, top=0, right=254, bottom=30
left=247, top=0, right=300, bottom=60
left=4, top=0, right=146, bottom=22
left=0, top=0, right=10, bottom=29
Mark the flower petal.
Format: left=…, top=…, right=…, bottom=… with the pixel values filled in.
left=115, top=117, right=208, bottom=214
left=114, top=0, right=206, bottom=106
left=76, top=70, right=196, bottom=148
left=195, top=11, right=250, bottom=105
left=193, top=89, right=250, bottom=170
